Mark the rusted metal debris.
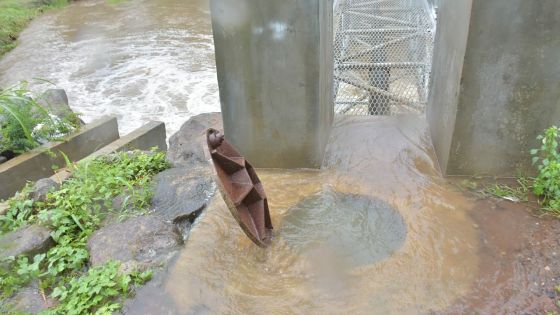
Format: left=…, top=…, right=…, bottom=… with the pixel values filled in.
left=205, top=128, right=273, bottom=247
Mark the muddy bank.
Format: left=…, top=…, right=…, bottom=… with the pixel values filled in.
left=438, top=188, right=560, bottom=314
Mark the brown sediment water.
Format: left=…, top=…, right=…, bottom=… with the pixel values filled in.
left=125, top=115, right=484, bottom=314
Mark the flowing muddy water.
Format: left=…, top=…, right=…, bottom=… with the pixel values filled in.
left=125, top=116, right=484, bottom=314
left=0, top=0, right=219, bottom=136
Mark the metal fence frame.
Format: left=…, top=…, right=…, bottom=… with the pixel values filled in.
left=333, top=0, right=436, bottom=115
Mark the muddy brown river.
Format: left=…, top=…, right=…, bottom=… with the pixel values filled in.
left=0, top=0, right=219, bottom=136
left=1, top=1, right=559, bottom=314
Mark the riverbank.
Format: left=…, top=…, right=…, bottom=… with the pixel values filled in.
left=0, top=0, right=68, bottom=57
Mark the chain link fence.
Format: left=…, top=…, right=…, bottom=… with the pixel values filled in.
left=333, top=0, right=436, bottom=115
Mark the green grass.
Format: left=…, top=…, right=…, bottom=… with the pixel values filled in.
left=482, top=176, right=531, bottom=203
left=0, top=149, right=170, bottom=314
left=0, top=0, right=69, bottom=57
left=475, top=126, right=560, bottom=218
left=106, top=0, right=129, bottom=4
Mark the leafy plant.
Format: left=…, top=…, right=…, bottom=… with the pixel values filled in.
left=0, top=253, right=45, bottom=299
left=0, top=149, right=169, bottom=313
left=0, top=184, right=35, bottom=233
left=0, top=81, right=80, bottom=155
left=43, top=261, right=151, bottom=315
left=531, top=126, right=560, bottom=214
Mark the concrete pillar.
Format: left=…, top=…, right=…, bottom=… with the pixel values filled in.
left=209, top=0, right=334, bottom=168
left=427, top=0, right=560, bottom=176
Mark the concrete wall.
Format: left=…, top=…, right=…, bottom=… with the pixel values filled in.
left=426, top=0, right=472, bottom=174
left=428, top=0, right=560, bottom=176
left=88, top=121, right=167, bottom=158
left=0, top=116, right=119, bottom=200
left=210, top=0, right=334, bottom=168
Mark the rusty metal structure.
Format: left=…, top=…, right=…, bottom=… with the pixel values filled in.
left=205, top=129, right=273, bottom=247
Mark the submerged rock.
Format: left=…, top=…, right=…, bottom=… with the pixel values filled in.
left=167, top=112, right=222, bottom=168
left=30, top=178, right=60, bottom=202
left=87, top=215, right=182, bottom=272
left=0, top=225, right=53, bottom=260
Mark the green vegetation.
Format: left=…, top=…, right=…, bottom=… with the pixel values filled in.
left=483, top=176, right=531, bottom=202
left=0, top=81, right=81, bottom=156
left=106, top=0, right=129, bottom=4
left=476, top=126, right=560, bottom=216
left=0, top=149, right=170, bottom=314
left=46, top=261, right=152, bottom=315
left=0, top=0, right=69, bottom=56
left=531, top=126, right=560, bottom=215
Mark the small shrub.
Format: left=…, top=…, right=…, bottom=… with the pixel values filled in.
left=0, top=82, right=80, bottom=155
left=531, top=126, right=560, bottom=213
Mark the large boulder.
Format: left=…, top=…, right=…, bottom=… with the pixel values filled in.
left=87, top=215, right=182, bottom=272
left=151, top=166, right=215, bottom=224
left=167, top=112, right=222, bottom=168
left=7, top=280, right=56, bottom=314
left=154, top=113, right=220, bottom=239
left=36, top=89, right=71, bottom=119
left=0, top=201, right=8, bottom=215
left=0, top=225, right=53, bottom=260
left=30, top=178, right=60, bottom=202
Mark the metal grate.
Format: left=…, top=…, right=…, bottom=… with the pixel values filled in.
left=333, top=0, right=436, bottom=115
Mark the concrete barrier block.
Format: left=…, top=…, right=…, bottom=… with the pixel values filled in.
left=87, top=121, right=167, bottom=159
left=0, top=116, right=119, bottom=200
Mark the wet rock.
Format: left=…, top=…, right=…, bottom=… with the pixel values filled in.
left=0, top=155, right=6, bottom=164
left=0, top=225, right=53, bottom=260
left=0, top=201, right=8, bottom=215
left=111, top=194, right=133, bottom=212
left=87, top=215, right=182, bottom=272
left=151, top=166, right=215, bottom=224
left=172, top=205, right=205, bottom=241
left=37, top=89, right=70, bottom=119
left=111, top=187, right=147, bottom=212
left=167, top=112, right=222, bottom=168
left=30, top=178, right=60, bottom=202
left=7, top=280, right=56, bottom=314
